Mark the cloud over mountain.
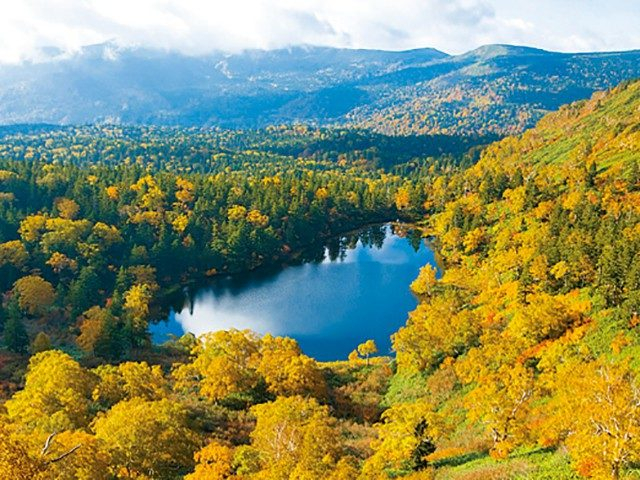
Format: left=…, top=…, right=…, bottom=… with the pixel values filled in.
left=1, top=0, right=638, bottom=64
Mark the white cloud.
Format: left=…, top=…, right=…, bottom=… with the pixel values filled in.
left=0, top=0, right=638, bottom=63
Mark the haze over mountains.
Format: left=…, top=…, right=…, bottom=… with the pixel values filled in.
left=1, top=42, right=639, bottom=135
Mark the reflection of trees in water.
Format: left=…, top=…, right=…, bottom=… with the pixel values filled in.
left=391, top=223, right=424, bottom=252
left=358, top=224, right=387, bottom=249
left=324, top=224, right=386, bottom=261
left=156, top=223, right=425, bottom=322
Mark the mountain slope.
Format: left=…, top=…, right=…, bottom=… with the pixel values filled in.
left=349, top=46, right=640, bottom=135
left=1, top=43, right=640, bottom=135
left=384, top=80, right=640, bottom=478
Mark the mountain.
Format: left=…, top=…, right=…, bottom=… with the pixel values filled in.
left=387, top=80, right=640, bottom=477
left=0, top=43, right=639, bottom=135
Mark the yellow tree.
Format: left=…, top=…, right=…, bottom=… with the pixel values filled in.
left=227, top=205, right=247, bottom=222
left=18, top=214, right=48, bottom=243
left=249, top=395, right=342, bottom=479
left=76, top=306, right=110, bottom=354
left=40, top=430, right=111, bottom=480
left=256, top=334, right=327, bottom=398
left=54, top=197, right=80, bottom=219
left=183, top=329, right=261, bottom=402
left=394, top=187, right=411, bottom=210
left=393, top=293, right=480, bottom=373
left=175, top=177, right=196, bottom=206
left=357, top=339, right=378, bottom=366
left=246, top=209, right=269, bottom=227
left=13, top=275, right=55, bottom=316
left=46, top=252, right=77, bottom=273
left=5, top=350, right=97, bottom=432
left=362, top=400, right=442, bottom=478
left=0, top=420, right=45, bottom=479
left=463, top=362, right=535, bottom=458
left=0, top=240, right=28, bottom=268
left=123, top=283, right=152, bottom=331
left=105, top=185, right=119, bottom=201
left=410, top=264, right=438, bottom=297
left=186, top=441, right=236, bottom=480
left=93, top=397, right=198, bottom=478
left=40, top=218, right=92, bottom=253
left=92, top=362, right=168, bottom=407
left=543, top=359, right=640, bottom=479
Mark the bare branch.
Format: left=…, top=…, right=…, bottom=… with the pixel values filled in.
left=48, top=444, right=82, bottom=463
left=41, top=432, right=57, bottom=456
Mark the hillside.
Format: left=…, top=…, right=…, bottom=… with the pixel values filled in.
left=1, top=43, right=640, bottom=135
left=0, top=81, right=640, bottom=479
left=385, top=79, right=640, bottom=478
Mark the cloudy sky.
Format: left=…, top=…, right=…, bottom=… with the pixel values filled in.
left=1, top=0, right=639, bottom=63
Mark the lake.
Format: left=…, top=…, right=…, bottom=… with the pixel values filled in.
left=151, top=223, right=438, bottom=361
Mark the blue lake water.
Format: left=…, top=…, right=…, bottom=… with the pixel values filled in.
left=151, top=224, right=438, bottom=361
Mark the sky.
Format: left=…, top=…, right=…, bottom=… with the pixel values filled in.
left=0, top=0, right=639, bottom=63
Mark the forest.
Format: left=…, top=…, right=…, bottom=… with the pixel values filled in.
left=0, top=79, right=640, bottom=479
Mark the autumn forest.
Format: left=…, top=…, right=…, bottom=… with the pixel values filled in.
left=1, top=38, right=640, bottom=480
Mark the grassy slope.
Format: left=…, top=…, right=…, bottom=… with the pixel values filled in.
left=418, top=81, right=640, bottom=479
left=480, top=79, right=640, bottom=170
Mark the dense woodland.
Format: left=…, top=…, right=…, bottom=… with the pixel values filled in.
left=0, top=80, right=639, bottom=479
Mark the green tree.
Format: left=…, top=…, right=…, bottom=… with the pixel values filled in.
left=3, top=298, right=29, bottom=354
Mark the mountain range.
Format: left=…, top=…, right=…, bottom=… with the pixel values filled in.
left=1, top=43, right=639, bottom=135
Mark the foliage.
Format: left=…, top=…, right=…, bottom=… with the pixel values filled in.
left=5, top=351, right=97, bottom=432
left=0, top=80, right=639, bottom=479
left=93, top=397, right=199, bottom=478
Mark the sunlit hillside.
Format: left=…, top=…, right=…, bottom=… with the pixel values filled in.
left=0, top=76, right=639, bottom=478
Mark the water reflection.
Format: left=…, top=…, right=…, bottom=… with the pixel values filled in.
left=151, top=224, right=438, bottom=360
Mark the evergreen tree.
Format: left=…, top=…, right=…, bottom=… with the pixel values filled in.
left=3, top=298, right=29, bottom=354
left=67, top=266, right=101, bottom=320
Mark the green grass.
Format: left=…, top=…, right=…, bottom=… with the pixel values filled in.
left=430, top=447, right=579, bottom=480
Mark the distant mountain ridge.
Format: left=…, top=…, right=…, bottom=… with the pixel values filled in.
left=1, top=43, right=639, bottom=135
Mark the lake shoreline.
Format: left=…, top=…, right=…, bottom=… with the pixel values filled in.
left=151, top=222, right=436, bottom=361
left=154, top=217, right=424, bottom=315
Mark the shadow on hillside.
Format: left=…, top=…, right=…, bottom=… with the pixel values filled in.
left=432, top=450, right=488, bottom=468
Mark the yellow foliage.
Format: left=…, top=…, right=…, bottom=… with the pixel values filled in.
left=93, top=397, right=198, bottom=478
left=77, top=306, right=109, bottom=354
left=42, top=430, right=112, bottom=480
left=362, top=400, right=441, bottom=477
left=19, top=214, right=48, bottom=243
left=250, top=396, right=341, bottom=479
left=13, top=275, right=55, bottom=316
left=175, top=177, right=195, bottom=205
left=5, top=350, right=96, bottom=431
left=542, top=360, right=640, bottom=479
left=55, top=197, right=80, bottom=219
left=123, top=283, right=152, bottom=328
left=315, top=187, right=329, bottom=200
left=257, top=334, right=327, bottom=398
left=227, top=204, right=247, bottom=221
left=186, top=441, right=235, bottom=480
left=46, top=251, right=77, bottom=273
left=395, top=187, right=411, bottom=210
left=246, top=209, right=269, bottom=227
left=105, top=185, right=119, bottom=200
left=190, top=329, right=261, bottom=402
left=410, top=264, right=438, bottom=297
left=172, top=213, right=190, bottom=234
left=0, top=421, right=45, bottom=479
left=463, top=227, right=485, bottom=253
left=463, top=363, right=534, bottom=457
left=93, top=362, right=168, bottom=406
left=0, top=240, right=28, bottom=268
left=356, top=339, right=378, bottom=366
